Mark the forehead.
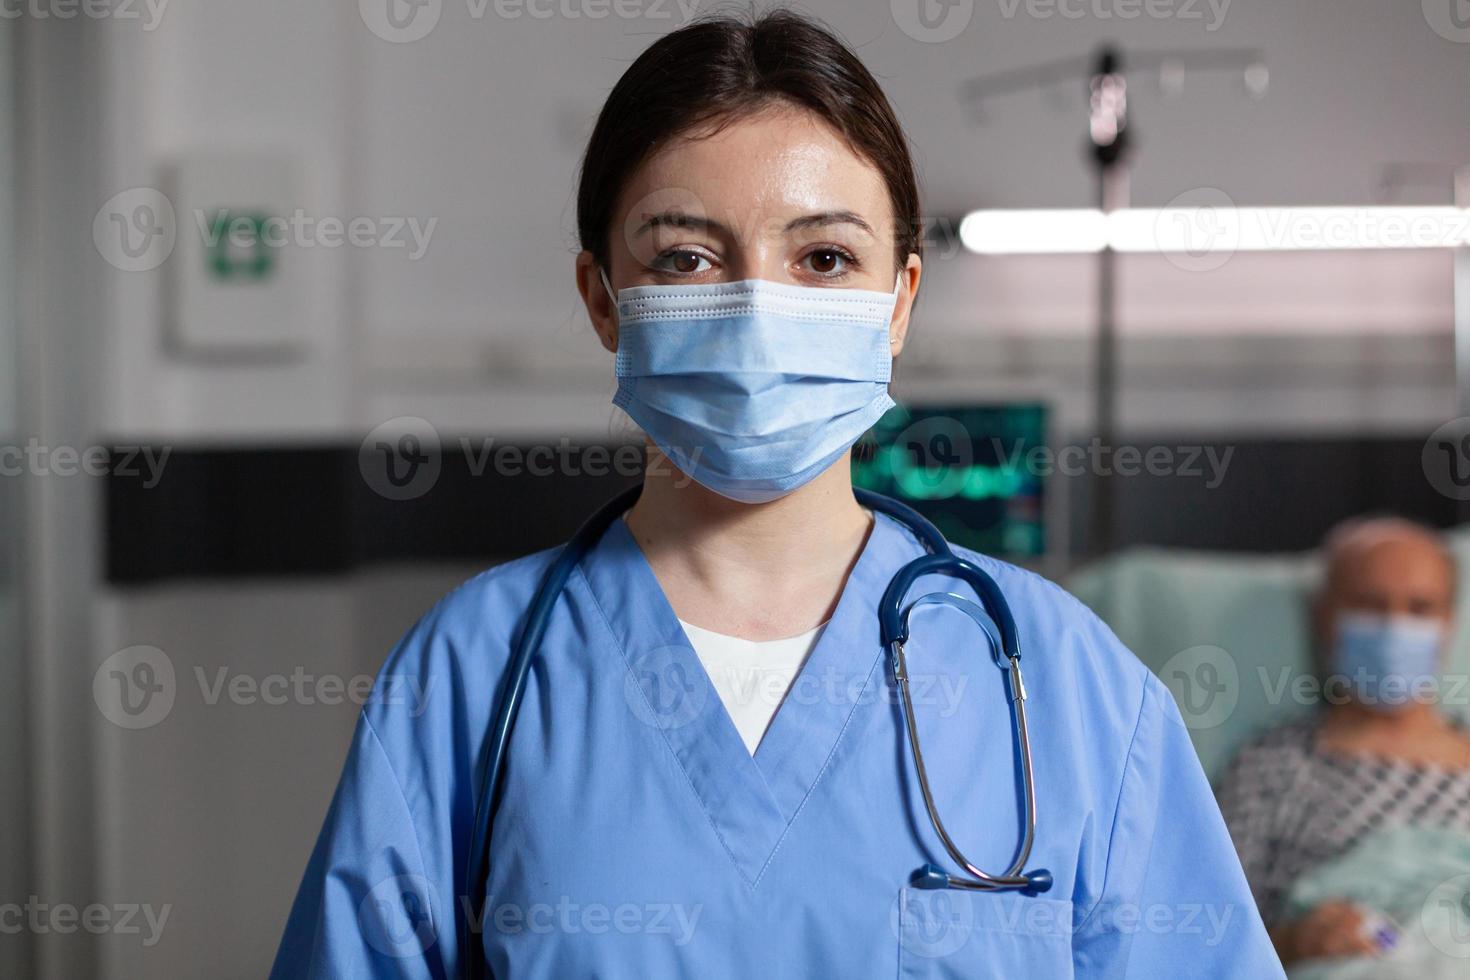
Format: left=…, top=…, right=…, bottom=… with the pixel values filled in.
left=615, top=107, right=893, bottom=232
left=1332, top=536, right=1454, bottom=594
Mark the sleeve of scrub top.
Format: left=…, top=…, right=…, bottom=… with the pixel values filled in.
left=1071, top=672, right=1286, bottom=979
left=269, top=710, right=447, bottom=980
left=268, top=561, right=531, bottom=980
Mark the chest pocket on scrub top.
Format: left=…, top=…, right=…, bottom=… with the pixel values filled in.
left=896, top=887, right=1074, bottom=979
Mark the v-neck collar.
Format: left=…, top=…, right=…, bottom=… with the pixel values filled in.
left=576, top=511, right=907, bottom=887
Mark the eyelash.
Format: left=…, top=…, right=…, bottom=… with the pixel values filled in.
left=648, top=247, right=717, bottom=277
left=800, top=244, right=860, bottom=280
left=647, top=244, right=864, bottom=280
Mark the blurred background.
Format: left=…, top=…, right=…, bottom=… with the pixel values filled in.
left=4, top=0, right=1470, bottom=976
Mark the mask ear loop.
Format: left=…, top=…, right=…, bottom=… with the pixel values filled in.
left=598, top=267, right=619, bottom=327
left=890, top=270, right=905, bottom=346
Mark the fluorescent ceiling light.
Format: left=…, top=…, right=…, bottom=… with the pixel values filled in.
left=958, top=209, right=1109, bottom=254
left=957, top=206, right=1470, bottom=255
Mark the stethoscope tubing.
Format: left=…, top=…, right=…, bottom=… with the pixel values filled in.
left=463, top=483, right=644, bottom=980
left=461, top=483, right=1048, bottom=980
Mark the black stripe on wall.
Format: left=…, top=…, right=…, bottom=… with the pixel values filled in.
left=105, top=444, right=640, bottom=584
left=104, top=437, right=1455, bottom=584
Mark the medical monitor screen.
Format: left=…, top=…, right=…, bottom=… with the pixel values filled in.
left=851, top=402, right=1050, bottom=560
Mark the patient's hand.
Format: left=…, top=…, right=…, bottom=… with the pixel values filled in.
left=1274, top=901, right=1380, bottom=964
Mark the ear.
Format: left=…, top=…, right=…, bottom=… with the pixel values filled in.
left=575, top=251, right=618, bottom=353
left=888, top=253, right=922, bottom=358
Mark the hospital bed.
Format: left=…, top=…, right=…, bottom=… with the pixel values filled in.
left=1068, top=528, right=1470, bottom=782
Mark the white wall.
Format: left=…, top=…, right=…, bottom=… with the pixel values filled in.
left=94, top=566, right=481, bottom=979
left=97, top=1, right=355, bottom=442
left=88, top=0, right=1470, bottom=445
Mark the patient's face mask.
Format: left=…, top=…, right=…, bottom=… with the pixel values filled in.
left=1328, top=612, right=1444, bottom=711
left=602, top=272, right=900, bottom=503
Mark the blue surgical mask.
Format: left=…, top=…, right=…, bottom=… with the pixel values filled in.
left=1329, top=612, right=1444, bottom=711
left=603, top=273, right=900, bottom=503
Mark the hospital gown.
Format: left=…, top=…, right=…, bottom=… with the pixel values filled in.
left=270, top=510, right=1285, bottom=978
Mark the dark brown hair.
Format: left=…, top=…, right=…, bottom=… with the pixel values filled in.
left=575, top=9, right=922, bottom=274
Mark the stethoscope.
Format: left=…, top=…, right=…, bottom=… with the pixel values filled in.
left=461, top=484, right=1051, bottom=978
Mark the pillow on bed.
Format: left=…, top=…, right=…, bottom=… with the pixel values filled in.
left=1068, top=530, right=1470, bottom=783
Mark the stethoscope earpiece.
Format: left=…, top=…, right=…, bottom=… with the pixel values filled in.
left=909, top=864, right=951, bottom=890
left=1023, top=869, right=1054, bottom=895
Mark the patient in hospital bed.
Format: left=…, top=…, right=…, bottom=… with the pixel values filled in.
left=1215, top=517, right=1470, bottom=973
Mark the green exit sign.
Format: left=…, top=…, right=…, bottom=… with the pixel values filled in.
left=203, top=209, right=276, bottom=282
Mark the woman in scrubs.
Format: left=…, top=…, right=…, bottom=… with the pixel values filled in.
left=272, top=12, right=1283, bottom=978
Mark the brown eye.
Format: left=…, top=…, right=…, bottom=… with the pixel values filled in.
left=800, top=247, right=855, bottom=278
left=651, top=249, right=713, bottom=275
left=809, top=249, right=840, bottom=274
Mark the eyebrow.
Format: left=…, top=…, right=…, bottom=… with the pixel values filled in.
left=631, top=211, right=731, bottom=238
left=783, top=210, right=875, bottom=236
left=630, top=209, right=875, bottom=239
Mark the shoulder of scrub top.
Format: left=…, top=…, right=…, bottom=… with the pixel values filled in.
left=354, top=543, right=565, bottom=741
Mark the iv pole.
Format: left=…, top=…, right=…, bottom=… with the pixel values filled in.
left=1454, top=166, right=1470, bottom=524
left=960, top=45, right=1266, bottom=557
left=1457, top=166, right=1470, bottom=418
left=1087, top=48, right=1130, bottom=557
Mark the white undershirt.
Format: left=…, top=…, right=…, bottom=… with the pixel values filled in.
left=677, top=618, right=826, bottom=755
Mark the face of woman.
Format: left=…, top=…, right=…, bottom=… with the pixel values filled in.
left=577, top=106, right=920, bottom=356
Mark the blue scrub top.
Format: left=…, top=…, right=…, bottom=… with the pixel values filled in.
left=270, top=512, right=1285, bottom=978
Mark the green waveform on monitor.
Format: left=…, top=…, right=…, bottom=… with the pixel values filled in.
left=852, top=445, right=1029, bottom=501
